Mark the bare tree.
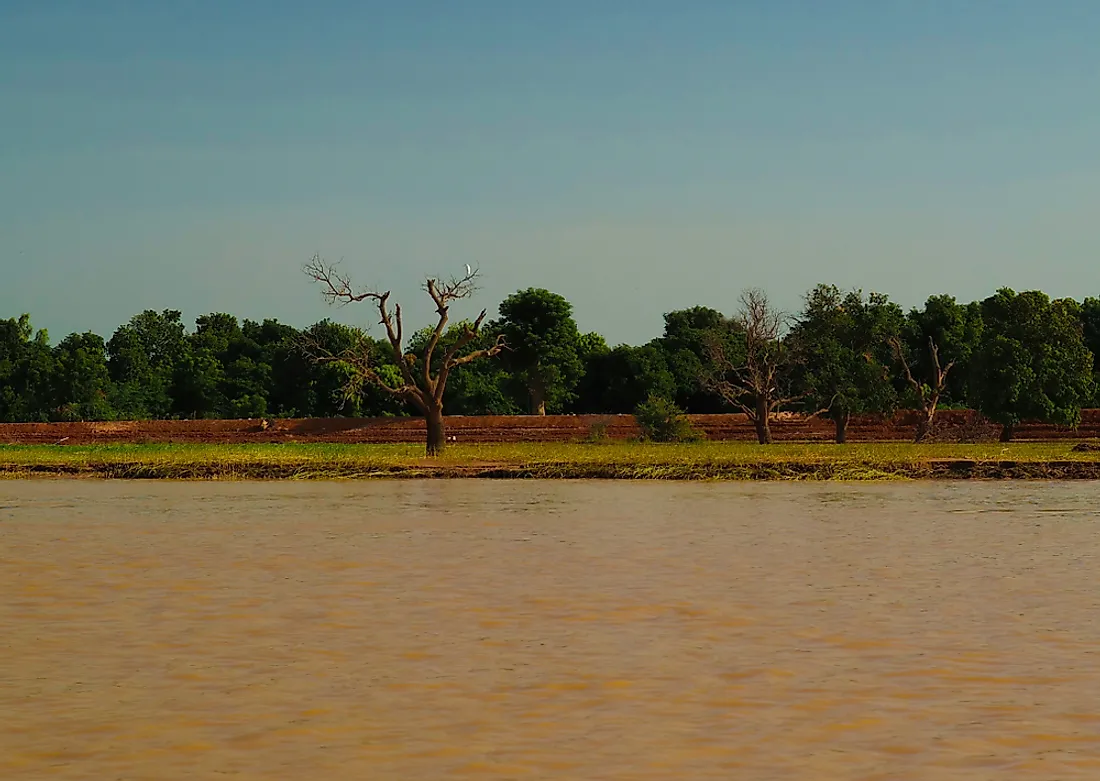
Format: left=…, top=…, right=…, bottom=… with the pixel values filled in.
left=890, top=335, right=955, bottom=443
left=303, top=255, right=504, bottom=455
left=703, top=289, right=800, bottom=444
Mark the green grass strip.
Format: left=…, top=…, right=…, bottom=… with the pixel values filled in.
left=1, top=442, right=1098, bottom=480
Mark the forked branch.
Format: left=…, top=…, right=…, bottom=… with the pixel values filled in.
left=890, top=335, right=955, bottom=442
left=420, top=267, right=482, bottom=390
left=298, top=328, right=421, bottom=410
left=302, top=256, right=502, bottom=438
left=700, top=289, right=799, bottom=444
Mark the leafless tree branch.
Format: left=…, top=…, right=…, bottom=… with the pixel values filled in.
left=297, top=329, right=415, bottom=401
left=890, top=335, right=955, bottom=443
left=303, top=255, right=383, bottom=305
left=701, top=288, right=797, bottom=443
left=421, top=268, right=481, bottom=394
left=302, top=256, right=498, bottom=454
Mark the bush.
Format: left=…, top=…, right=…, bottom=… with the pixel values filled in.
left=634, top=395, right=702, bottom=442
left=586, top=416, right=614, bottom=442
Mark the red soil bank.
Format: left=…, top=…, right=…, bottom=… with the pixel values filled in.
left=2, top=410, right=1100, bottom=445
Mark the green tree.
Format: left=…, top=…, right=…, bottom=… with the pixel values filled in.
left=576, top=344, right=677, bottom=413
left=51, top=332, right=115, bottom=421
left=634, top=395, right=702, bottom=442
left=902, top=295, right=983, bottom=406
left=107, top=310, right=189, bottom=418
left=242, top=319, right=307, bottom=417
left=0, top=315, right=34, bottom=420
left=971, top=289, right=1094, bottom=441
left=577, top=331, right=609, bottom=359
left=0, top=314, right=56, bottom=422
left=654, top=306, right=740, bottom=412
left=788, top=285, right=901, bottom=443
left=568, top=333, right=608, bottom=412
left=178, top=313, right=278, bottom=419
left=1082, top=297, right=1100, bottom=405
left=494, top=288, right=584, bottom=415
left=297, top=319, right=408, bottom=418
left=170, top=346, right=225, bottom=419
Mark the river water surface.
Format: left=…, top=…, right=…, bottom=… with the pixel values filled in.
left=3, top=480, right=1100, bottom=779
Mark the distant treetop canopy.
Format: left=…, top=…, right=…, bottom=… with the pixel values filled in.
left=1, top=283, right=1096, bottom=442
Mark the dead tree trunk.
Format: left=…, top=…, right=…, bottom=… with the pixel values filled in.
left=999, top=423, right=1014, bottom=442
left=891, top=335, right=955, bottom=444
left=702, top=289, right=800, bottom=445
left=914, top=408, right=936, bottom=444
left=304, top=256, right=504, bottom=456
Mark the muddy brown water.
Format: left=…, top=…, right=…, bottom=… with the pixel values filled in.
left=2, top=481, right=1100, bottom=780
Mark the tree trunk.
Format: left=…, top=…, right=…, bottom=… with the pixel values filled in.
left=834, top=411, right=849, bottom=444
left=529, top=382, right=546, bottom=416
left=999, top=423, right=1014, bottom=443
left=426, top=406, right=446, bottom=456
left=913, top=402, right=938, bottom=444
left=913, top=411, right=934, bottom=444
left=753, top=397, right=772, bottom=444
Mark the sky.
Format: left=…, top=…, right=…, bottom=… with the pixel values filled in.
left=2, top=0, right=1099, bottom=345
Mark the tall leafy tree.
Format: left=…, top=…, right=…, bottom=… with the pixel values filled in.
left=970, top=289, right=1094, bottom=441
left=1082, top=297, right=1100, bottom=405
left=51, top=332, right=114, bottom=421
left=0, top=314, right=56, bottom=422
left=183, top=313, right=272, bottom=418
left=788, top=285, right=901, bottom=443
left=902, top=295, right=983, bottom=406
left=576, top=344, right=677, bottom=413
left=297, top=319, right=407, bottom=418
left=886, top=295, right=982, bottom=441
left=654, top=306, right=740, bottom=413
left=107, top=310, right=189, bottom=418
left=569, top=332, right=610, bottom=412
left=170, top=346, right=225, bottom=419
left=494, top=288, right=584, bottom=415
left=242, top=319, right=306, bottom=417
left=0, top=315, right=35, bottom=421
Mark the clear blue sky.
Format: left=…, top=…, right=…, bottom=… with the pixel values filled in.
left=2, top=1, right=1098, bottom=345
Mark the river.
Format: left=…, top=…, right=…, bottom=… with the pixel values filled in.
left=3, top=480, right=1100, bottom=779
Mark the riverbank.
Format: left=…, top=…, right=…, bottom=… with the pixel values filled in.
left=4, top=410, right=1100, bottom=444
left=2, top=442, right=1099, bottom=480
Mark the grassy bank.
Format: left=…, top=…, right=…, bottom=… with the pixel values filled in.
left=1, top=442, right=1099, bottom=480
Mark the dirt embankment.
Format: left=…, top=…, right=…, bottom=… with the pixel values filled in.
left=3, top=410, right=1100, bottom=445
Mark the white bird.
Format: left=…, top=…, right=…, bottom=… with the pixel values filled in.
left=465, top=263, right=472, bottom=276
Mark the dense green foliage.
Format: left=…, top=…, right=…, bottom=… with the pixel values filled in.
left=899, top=295, right=983, bottom=406
left=494, top=288, right=584, bottom=414
left=971, top=289, right=1095, bottom=439
left=787, top=286, right=902, bottom=442
left=1, top=283, right=1096, bottom=428
left=633, top=395, right=703, bottom=442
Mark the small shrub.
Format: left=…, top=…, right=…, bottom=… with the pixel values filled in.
left=634, top=396, right=703, bottom=443
left=586, top=418, right=612, bottom=442
left=952, top=414, right=999, bottom=444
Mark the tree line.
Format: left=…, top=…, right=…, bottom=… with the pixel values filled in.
left=3, top=263, right=1099, bottom=450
